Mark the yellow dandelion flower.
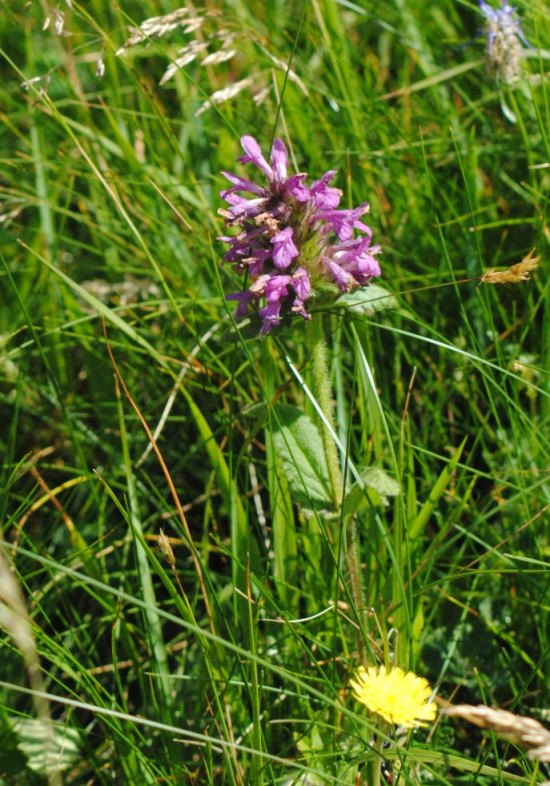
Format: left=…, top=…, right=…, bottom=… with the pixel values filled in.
left=350, top=665, right=437, bottom=728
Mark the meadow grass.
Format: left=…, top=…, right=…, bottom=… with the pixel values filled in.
left=0, top=0, right=549, bottom=784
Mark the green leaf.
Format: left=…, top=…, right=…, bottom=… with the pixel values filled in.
left=272, top=404, right=332, bottom=513
left=0, top=721, right=27, bottom=778
left=383, top=747, right=529, bottom=782
left=344, top=466, right=401, bottom=515
left=0, top=747, right=27, bottom=778
left=362, top=466, right=401, bottom=497
left=221, top=314, right=263, bottom=342
left=13, top=719, right=80, bottom=776
left=409, top=437, right=467, bottom=539
left=179, top=384, right=255, bottom=596
left=336, top=285, right=397, bottom=316
left=242, top=402, right=269, bottom=424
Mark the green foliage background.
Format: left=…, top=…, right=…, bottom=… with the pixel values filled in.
left=0, top=0, right=548, bottom=783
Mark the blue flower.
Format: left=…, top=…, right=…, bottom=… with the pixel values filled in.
left=479, top=1, right=529, bottom=83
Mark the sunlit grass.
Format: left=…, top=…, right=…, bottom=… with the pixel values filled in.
left=0, top=0, right=548, bottom=783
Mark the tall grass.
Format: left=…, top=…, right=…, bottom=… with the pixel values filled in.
left=0, top=0, right=548, bottom=784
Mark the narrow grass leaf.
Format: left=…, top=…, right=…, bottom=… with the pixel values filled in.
left=178, top=384, right=253, bottom=601
left=383, top=746, right=529, bottom=782
left=115, top=383, right=172, bottom=715
left=25, top=247, right=165, bottom=363
left=409, top=437, right=467, bottom=540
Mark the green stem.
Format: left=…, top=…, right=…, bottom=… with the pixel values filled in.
left=307, top=316, right=367, bottom=664
left=308, top=316, right=344, bottom=506
left=369, top=732, right=384, bottom=786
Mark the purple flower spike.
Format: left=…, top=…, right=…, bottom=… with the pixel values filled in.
left=219, top=135, right=381, bottom=333
left=479, top=0, right=529, bottom=83
left=272, top=227, right=299, bottom=269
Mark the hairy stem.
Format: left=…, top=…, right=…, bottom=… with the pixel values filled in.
left=308, top=316, right=367, bottom=664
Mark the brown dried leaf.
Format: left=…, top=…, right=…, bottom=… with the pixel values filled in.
left=480, top=248, right=540, bottom=284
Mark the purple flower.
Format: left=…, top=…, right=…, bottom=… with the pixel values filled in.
left=219, top=136, right=381, bottom=333
left=271, top=227, right=299, bottom=269
left=479, top=1, right=529, bottom=83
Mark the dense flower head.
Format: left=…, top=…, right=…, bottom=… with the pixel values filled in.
left=350, top=665, right=437, bottom=729
left=479, top=0, right=529, bottom=83
left=219, top=135, right=381, bottom=334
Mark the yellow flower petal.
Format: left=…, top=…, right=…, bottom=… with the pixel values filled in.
left=351, top=665, right=437, bottom=728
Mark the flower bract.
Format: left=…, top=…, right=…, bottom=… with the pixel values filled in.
left=350, top=665, right=437, bottom=728
left=219, top=135, right=381, bottom=334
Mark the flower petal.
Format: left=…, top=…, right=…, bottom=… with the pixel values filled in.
left=351, top=665, right=437, bottom=728
left=239, top=135, right=273, bottom=179
left=272, top=227, right=299, bottom=269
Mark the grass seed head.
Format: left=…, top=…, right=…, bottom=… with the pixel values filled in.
left=443, top=705, right=550, bottom=762
left=480, top=248, right=540, bottom=284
